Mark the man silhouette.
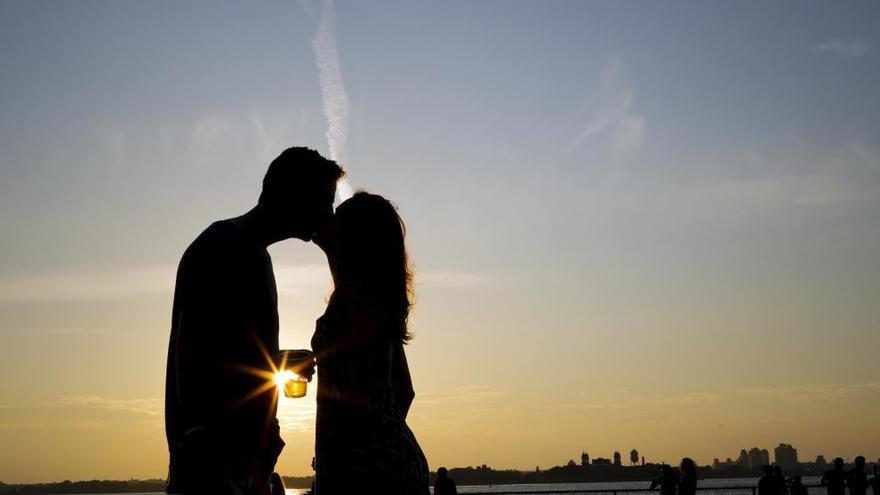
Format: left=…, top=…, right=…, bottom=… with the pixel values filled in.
left=165, top=147, right=344, bottom=495
left=822, top=458, right=848, bottom=495
left=847, top=456, right=868, bottom=495
left=434, top=467, right=457, bottom=495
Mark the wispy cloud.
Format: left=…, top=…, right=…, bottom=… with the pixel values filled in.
left=734, top=383, right=880, bottom=403
left=4, top=328, right=143, bottom=337
left=695, top=142, right=880, bottom=207
left=528, top=382, right=880, bottom=415
left=276, top=399, right=317, bottom=432
left=274, top=263, right=332, bottom=297
left=816, top=38, right=869, bottom=58
left=93, top=109, right=314, bottom=174
left=0, top=266, right=175, bottom=303
left=311, top=0, right=354, bottom=201
left=0, top=263, right=488, bottom=303
left=417, top=271, right=491, bottom=289
left=417, top=385, right=504, bottom=407
left=568, top=57, right=646, bottom=165
left=56, top=396, right=163, bottom=417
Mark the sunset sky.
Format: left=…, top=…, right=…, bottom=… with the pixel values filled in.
left=1, top=0, right=879, bottom=484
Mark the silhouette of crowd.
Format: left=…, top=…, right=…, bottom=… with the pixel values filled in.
left=651, top=459, right=697, bottom=495
left=649, top=456, right=880, bottom=495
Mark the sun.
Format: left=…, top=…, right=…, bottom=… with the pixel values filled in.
left=274, top=369, right=298, bottom=389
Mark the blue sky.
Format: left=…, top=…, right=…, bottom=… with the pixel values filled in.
left=1, top=0, right=879, bottom=483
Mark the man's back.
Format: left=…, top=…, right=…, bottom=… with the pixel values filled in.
left=165, top=220, right=281, bottom=493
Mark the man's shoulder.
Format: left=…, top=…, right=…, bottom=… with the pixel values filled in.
left=185, top=220, right=244, bottom=254
left=178, top=220, right=248, bottom=269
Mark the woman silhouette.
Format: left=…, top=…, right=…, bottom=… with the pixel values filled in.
left=311, top=192, right=429, bottom=494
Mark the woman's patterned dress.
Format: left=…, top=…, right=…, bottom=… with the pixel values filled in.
left=311, top=291, right=429, bottom=495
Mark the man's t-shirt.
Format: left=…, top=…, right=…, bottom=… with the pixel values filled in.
left=165, top=220, right=281, bottom=486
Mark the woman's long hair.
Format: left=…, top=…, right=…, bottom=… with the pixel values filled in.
left=330, top=191, right=414, bottom=343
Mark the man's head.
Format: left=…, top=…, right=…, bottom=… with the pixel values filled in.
left=258, top=147, right=344, bottom=241
left=834, top=457, right=845, bottom=470
left=855, top=456, right=865, bottom=469
left=437, top=467, right=448, bottom=478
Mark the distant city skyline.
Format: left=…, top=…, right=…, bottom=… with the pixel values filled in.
left=1, top=0, right=879, bottom=483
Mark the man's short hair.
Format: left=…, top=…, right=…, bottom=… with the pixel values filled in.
left=259, top=147, right=344, bottom=205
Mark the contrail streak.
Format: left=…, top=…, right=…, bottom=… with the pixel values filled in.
left=312, top=0, right=353, bottom=201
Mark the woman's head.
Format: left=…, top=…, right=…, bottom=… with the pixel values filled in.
left=317, top=191, right=413, bottom=342
left=680, top=457, right=696, bottom=475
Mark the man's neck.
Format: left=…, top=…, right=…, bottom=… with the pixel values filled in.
left=231, top=206, right=290, bottom=248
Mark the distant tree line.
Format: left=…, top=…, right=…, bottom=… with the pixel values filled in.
left=0, top=479, right=166, bottom=494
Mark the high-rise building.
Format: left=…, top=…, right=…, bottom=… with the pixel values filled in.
left=749, top=447, right=770, bottom=470
left=774, top=443, right=798, bottom=469
left=631, top=449, right=639, bottom=466
left=736, top=449, right=751, bottom=470
left=581, top=452, right=589, bottom=466
left=614, top=451, right=622, bottom=466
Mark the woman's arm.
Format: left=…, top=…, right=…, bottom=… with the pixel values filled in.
left=391, top=341, right=415, bottom=418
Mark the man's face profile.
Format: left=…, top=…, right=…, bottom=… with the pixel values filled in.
left=283, top=179, right=336, bottom=241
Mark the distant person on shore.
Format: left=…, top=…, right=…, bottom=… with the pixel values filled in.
left=434, top=467, right=458, bottom=495
left=847, top=456, right=868, bottom=495
left=651, top=464, right=678, bottom=495
left=308, top=456, right=316, bottom=495
left=871, top=464, right=880, bottom=495
left=759, top=465, right=778, bottom=495
left=788, top=475, right=809, bottom=495
left=678, top=458, right=697, bottom=495
left=821, top=458, right=847, bottom=495
left=269, top=473, right=285, bottom=495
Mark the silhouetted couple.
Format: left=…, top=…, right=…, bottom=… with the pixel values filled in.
left=823, top=456, right=871, bottom=495
left=165, top=148, right=429, bottom=495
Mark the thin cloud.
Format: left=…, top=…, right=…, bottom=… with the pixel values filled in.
left=274, top=263, right=332, bottom=297
left=816, top=38, right=869, bottom=58
left=56, top=396, right=163, bottom=417
left=0, top=263, right=489, bottom=303
left=276, top=399, right=317, bottom=432
left=417, top=385, right=504, bottom=407
left=735, top=383, right=880, bottom=403
left=311, top=0, right=354, bottom=201
left=0, top=266, right=175, bottom=303
left=695, top=142, right=880, bottom=207
left=530, top=382, right=880, bottom=415
left=568, top=57, right=646, bottom=162
left=417, top=271, right=491, bottom=289
left=6, top=328, right=143, bottom=337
